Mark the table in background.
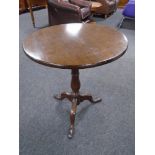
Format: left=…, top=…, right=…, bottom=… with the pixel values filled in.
left=91, top=1, right=102, bottom=12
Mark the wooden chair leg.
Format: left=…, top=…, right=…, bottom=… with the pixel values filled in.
left=27, top=0, right=35, bottom=27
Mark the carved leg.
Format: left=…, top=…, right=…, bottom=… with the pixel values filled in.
left=79, top=94, right=102, bottom=103
left=53, top=68, right=102, bottom=138
left=67, top=69, right=80, bottom=138
left=68, top=98, right=78, bottom=138
left=54, top=92, right=73, bottom=102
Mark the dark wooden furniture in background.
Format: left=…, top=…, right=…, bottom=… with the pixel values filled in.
left=23, top=23, right=128, bottom=138
left=19, top=0, right=128, bottom=13
left=27, top=0, right=47, bottom=27
left=20, top=0, right=46, bottom=13
left=90, top=0, right=119, bottom=16
left=19, top=0, right=47, bottom=27
left=19, top=0, right=28, bottom=13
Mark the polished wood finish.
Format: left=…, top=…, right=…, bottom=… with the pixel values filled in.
left=23, top=24, right=128, bottom=69
left=23, top=23, right=128, bottom=138
left=54, top=69, right=101, bottom=138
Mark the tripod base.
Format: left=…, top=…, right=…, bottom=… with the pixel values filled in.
left=54, top=69, right=102, bottom=138
left=54, top=92, right=101, bottom=138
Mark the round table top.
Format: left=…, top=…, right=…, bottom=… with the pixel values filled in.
left=23, top=23, right=128, bottom=69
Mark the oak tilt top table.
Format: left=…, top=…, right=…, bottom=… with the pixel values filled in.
left=23, top=23, right=128, bottom=138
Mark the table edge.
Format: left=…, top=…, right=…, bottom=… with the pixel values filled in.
left=23, top=45, right=128, bottom=69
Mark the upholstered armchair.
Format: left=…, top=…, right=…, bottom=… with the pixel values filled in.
left=93, top=0, right=119, bottom=16
left=47, top=0, right=92, bottom=26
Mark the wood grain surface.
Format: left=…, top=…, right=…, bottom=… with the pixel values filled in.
left=23, top=23, right=128, bottom=69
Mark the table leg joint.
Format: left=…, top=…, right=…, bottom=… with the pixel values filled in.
left=79, top=94, right=102, bottom=103
left=54, top=92, right=74, bottom=102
